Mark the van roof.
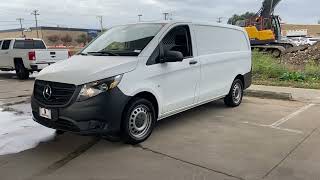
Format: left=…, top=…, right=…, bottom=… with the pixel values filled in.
left=126, top=20, right=245, bottom=32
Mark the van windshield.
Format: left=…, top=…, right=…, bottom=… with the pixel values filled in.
left=81, top=23, right=165, bottom=56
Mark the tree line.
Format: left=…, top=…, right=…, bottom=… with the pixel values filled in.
left=47, top=33, right=93, bottom=46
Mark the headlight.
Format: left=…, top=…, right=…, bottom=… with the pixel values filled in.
left=77, top=74, right=123, bottom=101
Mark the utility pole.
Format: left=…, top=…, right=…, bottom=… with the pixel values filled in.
left=163, top=12, right=169, bottom=20
left=97, top=16, right=103, bottom=32
left=217, top=17, right=223, bottom=23
left=138, top=14, right=142, bottom=22
left=16, top=18, right=24, bottom=37
left=31, top=9, right=40, bottom=38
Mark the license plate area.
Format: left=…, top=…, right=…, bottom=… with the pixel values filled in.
left=39, top=107, right=52, bottom=119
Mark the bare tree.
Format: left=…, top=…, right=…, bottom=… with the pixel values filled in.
left=75, top=33, right=87, bottom=45
left=47, top=34, right=60, bottom=44
left=87, top=36, right=93, bottom=43
left=228, top=12, right=256, bottom=25
left=60, top=34, right=73, bottom=46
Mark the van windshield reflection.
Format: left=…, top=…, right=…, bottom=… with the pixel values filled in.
left=81, top=23, right=165, bottom=57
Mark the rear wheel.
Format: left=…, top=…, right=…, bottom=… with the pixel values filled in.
left=224, top=79, right=244, bottom=107
left=55, top=130, right=65, bottom=135
left=15, top=61, right=29, bottom=80
left=122, top=98, right=156, bottom=144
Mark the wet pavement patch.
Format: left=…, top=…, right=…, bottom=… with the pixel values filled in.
left=0, top=103, right=55, bottom=155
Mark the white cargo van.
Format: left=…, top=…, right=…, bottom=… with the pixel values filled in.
left=31, top=21, right=252, bottom=144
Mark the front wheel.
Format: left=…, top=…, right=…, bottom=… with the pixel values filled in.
left=121, top=98, right=156, bottom=144
left=224, top=79, right=244, bottom=107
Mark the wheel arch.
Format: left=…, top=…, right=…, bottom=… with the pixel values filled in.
left=130, top=91, right=159, bottom=119
left=13, top=57, right=25, bottom=68
left=235, top=74, right=245, bottom=88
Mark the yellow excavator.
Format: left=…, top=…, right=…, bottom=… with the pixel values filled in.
left=237, top=0, right=294, bottom=57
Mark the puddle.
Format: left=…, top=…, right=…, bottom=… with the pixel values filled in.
left=0, top=103, right=55, bottom=155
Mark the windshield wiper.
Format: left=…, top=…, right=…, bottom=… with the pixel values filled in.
left=86, top=51, right=119, bottom=56
left=78, top=52, right=88, bottom=56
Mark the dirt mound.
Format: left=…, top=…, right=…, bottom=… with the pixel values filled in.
left=281, top=42, right=320, bottom=65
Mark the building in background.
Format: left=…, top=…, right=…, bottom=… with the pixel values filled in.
left=282, top=24, right=320, bottom=37
left=0, top=26, right=101, bottom=47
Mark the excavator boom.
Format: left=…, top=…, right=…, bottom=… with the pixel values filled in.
left=257, top=0, right=282, bottom=18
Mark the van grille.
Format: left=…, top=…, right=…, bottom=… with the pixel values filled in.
left=34, top=80, right=76, bottom=106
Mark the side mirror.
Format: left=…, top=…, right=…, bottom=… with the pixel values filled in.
left=163, top=50, right=184, bottom=63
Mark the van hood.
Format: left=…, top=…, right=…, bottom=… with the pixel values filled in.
left=37, top=55, right=138, bottom=85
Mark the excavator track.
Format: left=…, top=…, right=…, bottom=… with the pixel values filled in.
left=251, top=45, right=286, bottom=58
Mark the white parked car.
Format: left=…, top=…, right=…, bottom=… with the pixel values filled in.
left=287, top=36, right=319, bottom=46
left=0, top=38, right=70, bottom=79
left=31, top=21, right=252, bottom=144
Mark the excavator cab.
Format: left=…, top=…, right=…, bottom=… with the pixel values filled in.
left=243, top=17, right=276, bottom=45
left=243, top=15, right=282, bottom=45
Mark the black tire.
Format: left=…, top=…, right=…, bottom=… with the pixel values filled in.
left=224, top=79, right=244, bottom=107
left=55, top=130, right=65, bottom=135
left=15, top=61, right=29, bottom=80
left=121, top=97, right=156, bottom=145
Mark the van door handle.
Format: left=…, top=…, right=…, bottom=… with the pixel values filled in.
left=189, top=60, right=198, bottom=65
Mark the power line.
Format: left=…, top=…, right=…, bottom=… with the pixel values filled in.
left=0, top=20, right=17, bottom=22
left=0, top=19, right=34, bottom=23
left=16, top=18, right=24, bottom=36
left=0, top=24, right=22, bottom=26
left=31, top=9, right=40, bottom=38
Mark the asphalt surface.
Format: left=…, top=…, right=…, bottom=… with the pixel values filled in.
left=0, top=71, right=320, bottom=180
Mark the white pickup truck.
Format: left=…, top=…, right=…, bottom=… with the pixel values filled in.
left=0, top=38, right=70, bottom=79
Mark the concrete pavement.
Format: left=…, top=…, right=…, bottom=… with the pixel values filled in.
left=1, top=71, right=320, bottom=180
left=249, top=85, right=320, bottom=104
left=0, top=72, right=34, bottom=105
left=0, top=98, right=319, bottom=180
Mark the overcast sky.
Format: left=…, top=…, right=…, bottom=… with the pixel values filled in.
left=0, top=0, right=318, bottom=30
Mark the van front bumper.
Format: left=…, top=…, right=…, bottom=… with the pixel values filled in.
left=31, top=87, right=131, bottom=135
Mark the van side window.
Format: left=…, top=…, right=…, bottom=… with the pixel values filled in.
left=146, top=25, right=193, bottom=66
left=1, top=40, right=11, bottom=50
left=162, top=25, right=192, bottom=58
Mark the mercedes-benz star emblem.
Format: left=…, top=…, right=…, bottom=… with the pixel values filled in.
left=43, top=85, right=52, bottom=100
